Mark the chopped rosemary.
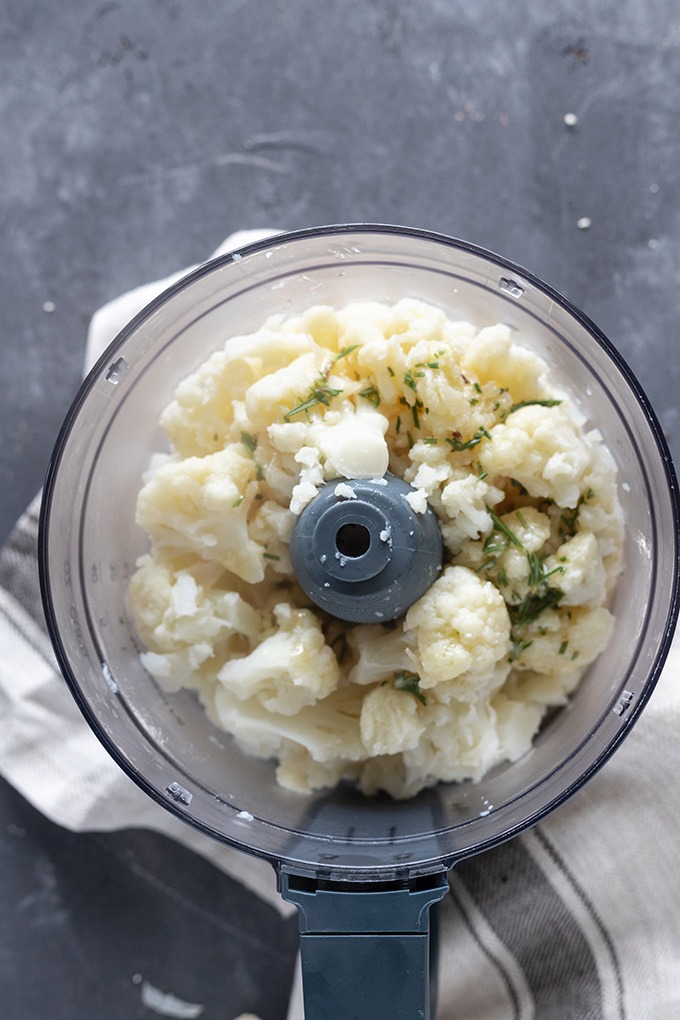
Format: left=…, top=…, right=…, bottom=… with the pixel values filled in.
left=559, top=488, right=595, bottom=539
left=387, top=366, right=395, bottom=377
left=509, top=637, right=534, bottom=662
left=445, top=426, right=492, bottom=452
left=392, top=670, right=427, bottom=705
left=359, top=385, right=381, bottom=407
left=330, top=632, right=350, bottom=663
left=232, top=495, right=244, bottom=508
left=284, top=382, right=343, bottom=420
left=241, top=432, right=264, bottom=480
left=526, top=550, right=543, bottom=587
left=240, top=431, right=258, bottom=456
left=473, top=381, right=482, bottom=394
left=509, top=478, right=529, bottom=496
left=412, top=403, right=420, bottom=429
left=333, top=344, right=360, bottom=362
left=422, top=437, right=439, bottom=445
left=559, top=640, right=568, bottom=655
left=502, top=398, right=562, bottom=419
left=403, top=370, right=418, bottom=392
left=263, top=552, right=280, bottom=561
left=488, top=510, right=524, bottom=550
left=508, top=587, right=564, bottom=628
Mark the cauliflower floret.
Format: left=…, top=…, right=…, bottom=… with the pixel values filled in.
left=400, top=700, right=504, bottom=790
left=461, top=324, right=546, bottom=402
left=247, top=499, right=295, bottom=575
left=360, top=685, right=426, bottom=756
left=129, top=558, right=264, bottom=648
left=313, top=406, right=390, bottom=480
left=405, top=565, right=511, bottom=699
left=212, top=681, right=366, bottom=767
left=512, top=606, right=614, bottom=675
left=216, top=603, right=339, bottom=714
left=480, top=405, right=591, bottom=508
left=276, top=744, right=359, bottom=794
left=161, top=329, right=316, bottom=456
left=544, top=531, right=606, bottom=606
left=245, top=352, right=326, bottom=428
left=293, top=304, right=342, bottom=350
left=481, top=401, right=591, bottom=505
left=501, top=668, right=584, bottom=708
left=128, top=558, right=268, bottom=692
left=489, top=692, right=544, bottom=762
left=136, top=446, right=265, bottom=583
left=347, top=625, right=416, bottom=685
left=440, top=472, right=502, bottom=550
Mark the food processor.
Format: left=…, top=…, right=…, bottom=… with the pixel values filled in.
left=39, top=225, right=680, bottom=1019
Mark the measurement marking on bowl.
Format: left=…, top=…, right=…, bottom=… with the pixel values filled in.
left=166, top=781, right=193, bottom=805
left=613, top=690, right=635, bottom=716
left=498, top=277, right=525, bottom=299
left=106, top=357, right=128, bottom=384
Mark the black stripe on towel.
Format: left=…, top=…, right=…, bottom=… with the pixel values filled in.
left=457, top=836, right=604, bottom=1019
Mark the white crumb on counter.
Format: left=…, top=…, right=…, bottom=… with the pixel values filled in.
left=140, top=980, right=205, bottom=1018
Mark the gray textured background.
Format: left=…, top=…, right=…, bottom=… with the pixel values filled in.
left=3, top=0, right=680, bottom=546
left=2, top=1, right=679, bottom=1017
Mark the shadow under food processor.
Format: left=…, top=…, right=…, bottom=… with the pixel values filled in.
left=39, top=225, right=680, bottom=1019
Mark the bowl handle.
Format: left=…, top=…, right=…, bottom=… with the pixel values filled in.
left=280, top=868, right=449, bottom=1018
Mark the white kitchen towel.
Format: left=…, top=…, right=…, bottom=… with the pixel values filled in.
left=1, top=232, right=679, bottom=1020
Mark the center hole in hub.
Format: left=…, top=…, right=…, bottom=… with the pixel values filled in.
left=336, top=522, right=371, bottom=559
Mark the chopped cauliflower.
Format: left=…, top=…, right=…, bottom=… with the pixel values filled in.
left=360, top=685, right=426, bottom=756
left=136, top=446, right=265, bottom=583
left=405, top=566, right=511, bottom=700
left=480, top=405, right=591, bottom=508
left=129, top=297, right=623, bottom=799
left=216, top=604, right=339, bottom=715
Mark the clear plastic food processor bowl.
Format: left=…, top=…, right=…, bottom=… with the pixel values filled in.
left=39, top=226, right=680, bottom=1019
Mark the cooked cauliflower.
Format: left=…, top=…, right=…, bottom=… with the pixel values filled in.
left=480, top=405, right=591, bottom=508
left=136, top=446, right=265, bottom=583
left=216, top=604, right=339, bottom=715
left=405, top=566, right=511, bottom=699
left=129, top=297, right=623, bottom=799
